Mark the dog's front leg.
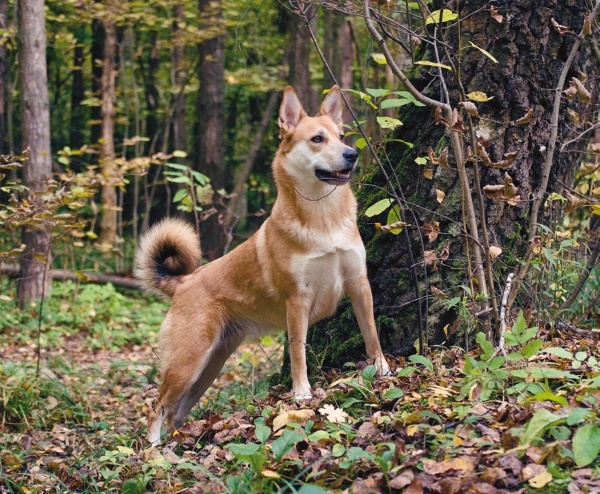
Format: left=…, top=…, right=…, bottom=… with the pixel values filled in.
left=286, top=298, right=312, bottom=400
left=346, top=277, right=391, bottom=377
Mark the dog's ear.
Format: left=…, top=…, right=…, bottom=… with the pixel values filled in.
left=319, top=86, right=344, bottom=130
left=279, top=86, right=306, bottom=136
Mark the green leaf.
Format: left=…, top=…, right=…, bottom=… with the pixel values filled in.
left=362, top=364, right=377, bottom=382
left=365, top=198, right=393, bottom=217
left=575, top=351, right=588, bottom=362
left=173, top=189, right=188, bottom=203
left=519, top=409, right=565, bottom=447
left=376, top=116, right=403, bottom=129
left=365, top=88, right=390, bottom=98
left=307, top=430, right=330, bottom=442
left=425, top=9, right=458, bottom=25
left=227, top=442, right=260, bottom=457
left=397, top=366, right=416, bottom=377
left=270, top=429, right=304, bottom=461
left=172, top=150, right=188, bottom=158
left=347, top=447, right=373, bottom=461
left=166, top=175, right=191, bottom=184
left=370, top=53, right=387, bottom=65
left=507, top=352, right=523, bottom=361
left=467, top=41, right=498, bottom=63
left=522, top=339, right=544, bottom=359
left=355, top=137, right=368, bottom=150
left=386, top=205, right=403, bottom=234
left=566, top=408, right=591, bottom=426
left=332, top=443, right=346, bottom=457
left=414, top=156, right=429, bottom=165
left=523, top=392, right=568, bottom=406
left=255, top=423, right=271, bottom=444
left=572, top=424, right=600, bottom=467
left=408, top=354, right=434, bottom=372
left=383, top=387, right=404, bottom=400
left=415, top=60, right=452, bottom=70
left=541, top=347, right=573, bottom=360
left=487, top=356, right=506, bottom=370
left=297, top=486, right=329, bottom=494
left=165, top=162, right=189, bottom=171
left=476, top=332, right=494, bottom=360
left=380, top=98, right=412, bottom=110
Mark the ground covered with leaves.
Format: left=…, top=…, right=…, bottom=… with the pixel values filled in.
left=1, top=281, right=600, bottom=493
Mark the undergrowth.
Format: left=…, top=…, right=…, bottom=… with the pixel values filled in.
left=1, top=281, right=599, bottom=493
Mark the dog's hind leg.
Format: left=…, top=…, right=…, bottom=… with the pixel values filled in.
left=172, top=332, right=244, bottom=428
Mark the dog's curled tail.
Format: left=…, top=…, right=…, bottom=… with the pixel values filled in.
left=134, top=218, right=201, bottom=298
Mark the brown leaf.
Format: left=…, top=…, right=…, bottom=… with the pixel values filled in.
left=430, top=286, right=448, bottom=299
left=451, top=108, right=466, bottom=133
left=512, top=108, right=533, bottom=125
left=375, top=220, right=409, bottom=233
left=423, top=168, right=434, bottom=180
left=439, top=242, right=450, bottom=262
left=436, top=189, right=446, bottom=204
left=476, top=143, right=492, bottom=166
left=483, top=173, right=519, bottom=204
left=435, top=106, right=449, bottom=126
left=390, top=470, right=415, bottom=489
left=424, top=250, right=437, bottom=267
left=460, top=101, right=479, bottom=117
left=567, top=108, right=581, bottom=126
left=405, top=477, right=424, bottom=494
left=563, top=84, right=578, bottom=101
left=422, top=456, right=476, bottom=475
left=422, top=222, right=440, bottom=243
left=564, top=190, right=580, bottom=213
left=428, top=146, right=450, bottom=169
left=489, top=246, right=502, bottom=259
left=570, top=78, right=591, bottom=104
left=490, top=150, right=519, bottom=169
left=521, top=463, right=546, bottom=481
left=551, top=17, right=570, bottom=34
left=490, top=6, right=503, bottom=23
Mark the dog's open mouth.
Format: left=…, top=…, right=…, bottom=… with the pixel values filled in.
left=315, top=167, right=353, bottom=183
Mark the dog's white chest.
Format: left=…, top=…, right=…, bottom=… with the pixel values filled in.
left=292, top=233, right=366, bottom=323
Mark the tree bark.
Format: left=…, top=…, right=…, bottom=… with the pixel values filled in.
left=287, top=7, right=314, bottom=112
left=17, top=0, right=53, bottom=306
left=305, top=0, right=599, bottom=368
left=69, top=26, right=86, bottom=153
left=171, top=3, right=186, bottom=159
left=0, top=0, right=7, bottom=155
left=196, top=0, right=226, bottom=259
left=97, top=21, right=117, bottom=249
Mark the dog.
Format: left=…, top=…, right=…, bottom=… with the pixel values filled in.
left=135, top=85, right=391, bottom=445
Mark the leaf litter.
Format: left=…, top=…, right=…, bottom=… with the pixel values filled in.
left=1, top=292, right=600, bottom=492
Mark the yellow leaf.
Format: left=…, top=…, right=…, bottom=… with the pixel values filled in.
left=288, top=409, right=316, bottom=426
left=591, top=187, right=600, bottom=195
left=261, top=469, right=281, bottom=478
left=467, top=91, right=494, bottom=102
left=273, top=411, right=290, bottom=432
left=117, top=446, right=136, bottom=456
left=529, top=470, right=552, bottom=489
left=423, top=168, right=434, bottom=180
left=371, top=53, right=387, bottom=65
left=468, top=41, right=498, bottom=63
left=435, top=189, right=446, bottom=203
left=591, top=204, right=600, bottom=216
left=425, top=9, right=458, bottom=25
left=407, top=424, right=419, bottom=436
left=415, top=60, right=452, bottom=70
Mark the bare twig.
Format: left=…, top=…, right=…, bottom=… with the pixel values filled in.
left=497, top=272, right=515, bottom=355
left=559, top=240, right=600, bottom=313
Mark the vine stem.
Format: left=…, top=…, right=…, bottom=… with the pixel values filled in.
left=506, top=0, right=600, bottom=312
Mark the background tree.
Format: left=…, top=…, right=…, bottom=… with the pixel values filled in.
left=17, top=0, right=53, bottom=306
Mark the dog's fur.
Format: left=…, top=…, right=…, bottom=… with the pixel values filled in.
left=135, top=86, right=390, bottom=445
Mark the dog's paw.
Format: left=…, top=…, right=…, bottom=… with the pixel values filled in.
left=294, top=392, right=313, bottom=401
left=376, top=359, right=392, bottom=377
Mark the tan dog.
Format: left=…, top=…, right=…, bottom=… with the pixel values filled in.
left=135, top=86, right=390, bottom=445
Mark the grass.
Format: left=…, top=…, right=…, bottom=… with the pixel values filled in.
left=0, top=278, right=599, bottom=493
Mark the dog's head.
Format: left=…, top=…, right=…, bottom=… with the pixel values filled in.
left=277, top=86, right=358, bottom=186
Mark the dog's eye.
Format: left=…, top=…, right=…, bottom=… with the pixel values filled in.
left=311, top=135, right=324, bottom=143
left=339, top=134, right=345, bottom=141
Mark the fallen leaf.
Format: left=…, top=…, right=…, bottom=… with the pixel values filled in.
left=390, top=470, right=415, bottom=489
left=261, top=469, right=281, bottom=478
left=318, top=404, right=349, bottom=424
left=529, top=469, right=552, bottom=488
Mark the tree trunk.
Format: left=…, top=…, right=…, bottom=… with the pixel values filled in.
left=196, top=0, right=226, bottom=259
left=69, top=26, right=86, bottom=153
left=0, top=0, right=7, bottom=154
left=17, top=0, right=53, bottom=306
left=90, top=17, right=104, bottom=148
left=305, top=0, right=599, bottom=369
left=97, top=21, right=117, bottom=249
left=171, top=3, right=186, bottom=158
left=287, top=7, right=314, bottom=113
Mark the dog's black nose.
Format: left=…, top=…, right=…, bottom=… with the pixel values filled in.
left=343, top=149, right=358, bottom=163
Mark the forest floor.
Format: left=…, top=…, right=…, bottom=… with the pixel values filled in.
left=1, top=281, right=599, bottom=493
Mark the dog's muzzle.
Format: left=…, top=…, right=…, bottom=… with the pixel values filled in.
left=315, top=149, right=358, bottom=184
